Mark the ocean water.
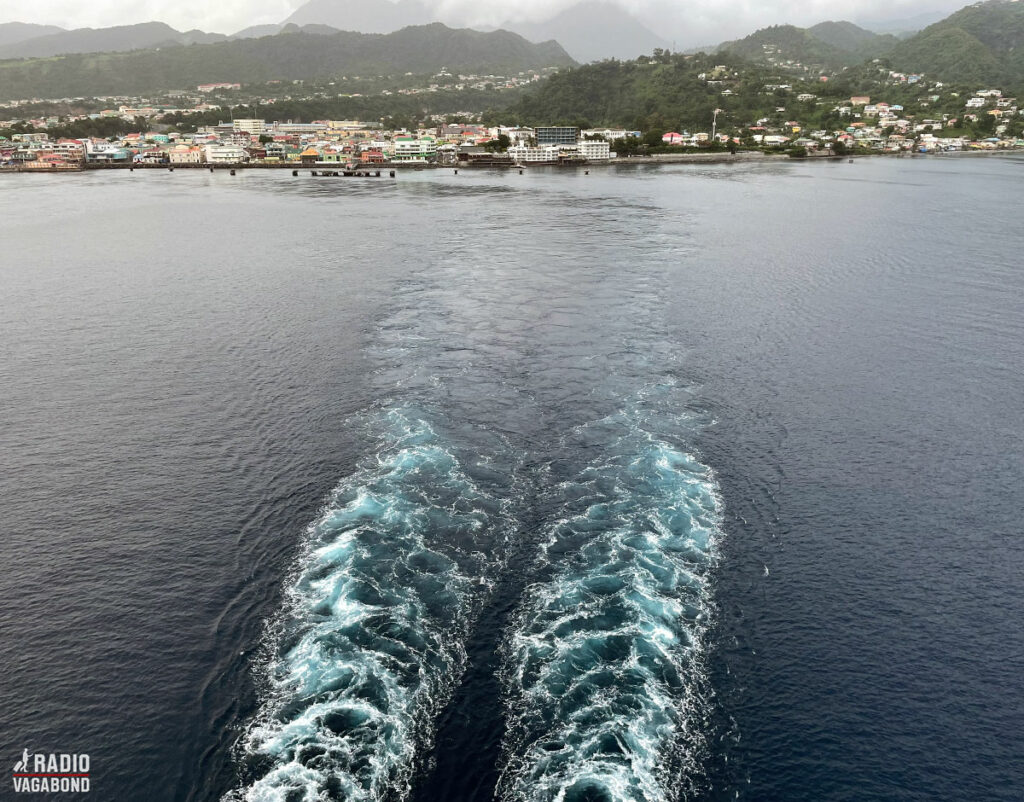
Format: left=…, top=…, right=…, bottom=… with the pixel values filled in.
left=1, top=156, right=1022, bottom=802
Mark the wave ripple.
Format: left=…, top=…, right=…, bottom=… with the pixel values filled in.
left=227, top=408, right=508, bottom=802
left=499, top=401, right=722, bottom=802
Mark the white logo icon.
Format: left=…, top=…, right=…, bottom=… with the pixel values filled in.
left=12, top=750, right=30, bottom=773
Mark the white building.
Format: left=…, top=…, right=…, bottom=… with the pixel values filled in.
left=496, top=125, right=535, bottom=145
left=272, top=123, right=323, bottom=135
left=233, top=118, right=266, bottom=136
left=582, top=128, right=638, bottom=141
left=579, top=140, right=611, bottom=160
left=507, top=145, right=561, bottom=163
left=51, top=140, right=84, bottom=156
left=85, top=140, right=128, bottom=162
left=204, top=144, right=247, bottom=164
left=393, top=136, right=437, bottom=161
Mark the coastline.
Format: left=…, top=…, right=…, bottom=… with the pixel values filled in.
left=1, top=148, right=1017, bottom=176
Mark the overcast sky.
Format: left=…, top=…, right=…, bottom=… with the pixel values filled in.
left=0, top=0, right=969, bottom=44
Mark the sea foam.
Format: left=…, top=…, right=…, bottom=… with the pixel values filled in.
left=226, top=408, right=508, bottom=802
left=499, top=400, right=722, bottom=802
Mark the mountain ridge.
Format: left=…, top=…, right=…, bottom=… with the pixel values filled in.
left=0, top=21, right=65, bottom=48
left=0, top=21, right=227, bottom=59
left=717, top=21, right=896, bottom=69
left=0, top=23, right=575, bottom=100
left=282, top=0, right=665, bottom=61
left=887, top=0, right=1024, bottom=87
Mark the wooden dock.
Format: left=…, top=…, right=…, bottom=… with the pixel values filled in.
left=304, top=169, right=394, bottom=178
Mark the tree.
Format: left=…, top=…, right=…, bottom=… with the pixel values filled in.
left=611, top=136, right=639, bottom=155
left=484, top=133, right=511, bottom=151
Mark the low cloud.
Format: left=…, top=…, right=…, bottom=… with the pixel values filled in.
left=7, top=0, right=968, bottom=42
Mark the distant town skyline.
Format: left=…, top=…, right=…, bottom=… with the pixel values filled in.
left=1, top=0, right=971, bottom=47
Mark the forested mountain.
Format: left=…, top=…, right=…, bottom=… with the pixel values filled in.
left=888, top=0, right=1024, bottom=88
left=0, top=21, right=226, bottom=59
left=0, top=24, right=574, bottom=100
left=283, top=0, right=665, bottom=61
left=284, top=0, right=432, bottom=32
left=806, top=21, right=898, bottom=57
left=717, top=22, right=895, bottom=69
left=713, top=4, right=1024, bottom=90
left=506, top=54, right=754, bottom=131
left=500, top=42, right=1020, bottom=137
left=0, top=22, right=65, bottom=48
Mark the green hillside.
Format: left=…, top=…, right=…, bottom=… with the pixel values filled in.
left=889, top=0, right=1024, bottom=88
left=505, top=53, right=804, bottom=132
left=713, top=5, right=1024, bottom=90
left=806, top=21, right=898, bottom=58
left=0, top=23, right=575, bottom=100
left=499, top=44, right=1023, bottom=143
left=717, top=22, right=897, bottom=70
left=718, top=24, right=855, bottom=69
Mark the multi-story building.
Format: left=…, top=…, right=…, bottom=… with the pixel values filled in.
left=85, top=140, right=130, bottom=163
left=168, top=146, right=204, bottom=164
left=204, top=144, right=247, bottom=164
left=507, top=144, right=561, bottom=163
left=233, top=118, right=266, bottom=136
left=535, top=126, right=579, bottom=146
left=263, top=142, right=287, bottom=160
left=393, top=136, right=437, bottom=161
left=51, top=139, right=85, bottom=161
left=579, top=140, right=611, bottom=160
left=272, top=123, right=324, bottom=135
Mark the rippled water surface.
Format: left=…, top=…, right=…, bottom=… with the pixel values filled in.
left=1, top=157, right=1022, bottom=801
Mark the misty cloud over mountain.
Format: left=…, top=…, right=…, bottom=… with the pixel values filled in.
left=2, top=0, right=970, bottom=52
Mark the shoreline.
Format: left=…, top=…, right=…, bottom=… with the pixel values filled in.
left=1, top=148, right=1017, bottom=176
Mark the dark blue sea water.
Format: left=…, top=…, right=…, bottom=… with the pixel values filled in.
left=1, top=156, right=1022, bottom=802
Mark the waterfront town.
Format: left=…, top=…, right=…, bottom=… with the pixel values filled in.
left=2, top=78, right=1022, bottom=171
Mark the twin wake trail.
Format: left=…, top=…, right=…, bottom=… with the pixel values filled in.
left=225, top=408, right=511, bottom=802
left=227, top=392, right=723, bottom=802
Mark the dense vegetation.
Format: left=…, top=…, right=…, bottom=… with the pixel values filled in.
left=159, top=88, right=525, bottom=131
left=888, top=0, right=1024, bottom=89
left=0, top=24, right=574, bottom=100
left=0, top=115, right=145, bottom=139
left=805, top=21, right=900, bottom=57
left=500, top=52, right=821, bottom=131
left=3, top=1, right=1022, bottom=142
left=718, top=24, right=875, bottom=69
left=496, top=48, right=1023, bottom=142
left=713, top=2, right=1024, bottom=95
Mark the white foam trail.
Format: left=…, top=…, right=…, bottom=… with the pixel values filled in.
left=225, top=408, right=508, bottom=802
left=499, top=405, right=723, bottom=802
